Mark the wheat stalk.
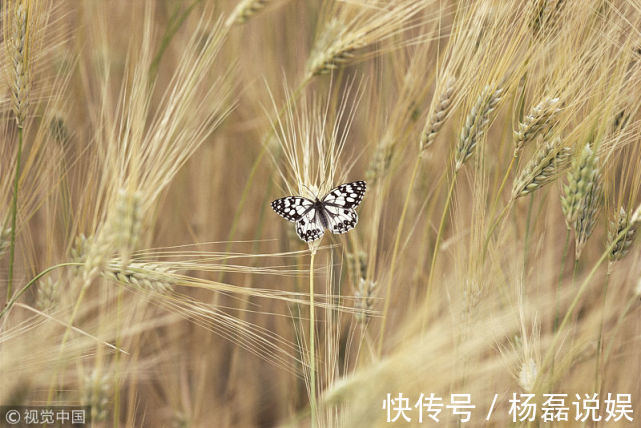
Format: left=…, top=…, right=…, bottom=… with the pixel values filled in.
left=7, top=1, right=29, bottom=127
left=308, top=250, right=317, bottom=427
left=425, top=84, right=504, bottom=312
left=4, top=0, right=32, bottom=302
left=530, top=0, right=567, bottom=36
left=366, top=48, right=436, bottom=182
left=611, top=108, right=630, bottom=133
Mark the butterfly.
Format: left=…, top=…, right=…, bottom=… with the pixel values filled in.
left=271, top=181, right=367, bottom=242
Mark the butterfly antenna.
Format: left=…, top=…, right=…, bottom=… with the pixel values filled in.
left=302, top=183, right=320, bottom=199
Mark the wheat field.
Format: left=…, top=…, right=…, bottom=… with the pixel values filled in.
left=1, top=0, right=641, bottom=426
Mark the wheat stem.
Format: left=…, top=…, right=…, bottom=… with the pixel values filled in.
left=46, top=280, right=90, bottom=404
left=553, top=229, right=571, bottom=332
left=308, top=249, right=317, bottom=428
left=593, top=269, right=610, bottom=394
left=149, top=0, right=203, bottom=80
left=0, top=262, right=79, bottom=320
left=522, top=194, right=535, bottom=273
left=217, top=79, right=307, bottom=283
left=537, top=222, right=636, bottom=391
left=491, top=153, right=518, bottom=215
left=426, top=169, right=458, bottom=308
left=112, top=286, right=124, bottom=427
left=377, top=156, right=421, bottom=355
left=602, top=295, right=638, bottom=376
left=6, top=127, right=23, bottom=303
left=482, top=200, right=514, bottom=260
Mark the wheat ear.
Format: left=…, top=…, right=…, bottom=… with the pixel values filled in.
left=512, top=138, right=571, bottom=199
left=514, top=96, right=561, bottom=154
left=608, top=207, right=636, bottom=263
left=455, top=85, right=504, bottom=171
left=226, top=0, right=268, bottom=27
left=5, top=1, right=30, bottom=302
left=354, top=278, right=377, bottom=324
left=561, top=145, right=602, bottom=260
left=104, top=262, right=175, bottom=294
left=305, top=18, right=360, bottom=79
left=420, top=77, right=456, bottom=153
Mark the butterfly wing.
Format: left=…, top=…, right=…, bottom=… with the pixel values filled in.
left=322, top=181, right=366, bottom=209
left=272, top=181, right=366, bottom=242
left=321, top=181, right=365, bottom=235
left=323, top=205, right=358, bottom=234
left=295, top=208, right=325, bottom=242
left=271, top=197, right=314, bottom=222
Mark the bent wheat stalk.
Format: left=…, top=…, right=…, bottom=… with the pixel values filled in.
left=429, top=85, right=503, bottom=302
left=536, top=208, right=641, bottom=391
left=6, top=1, right=30, bottom=302
left=378, top=77, right=458, bottom=353
left=308, top=249, right=317, bottom=427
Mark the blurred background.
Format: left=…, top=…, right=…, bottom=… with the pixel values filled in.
left=1, top=0, right=640, bottom=426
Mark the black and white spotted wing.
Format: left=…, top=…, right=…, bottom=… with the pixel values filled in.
left=322, top=181, right=366, bottom=234
left=322, top=181, right=366, bottom=209
left=296, top=208, right=325, bottom=242
left=324, top=204, right=358, bottom=234
left=270, top=197, right=313, bottom=222
left=271, top=181, right=367, bottom=242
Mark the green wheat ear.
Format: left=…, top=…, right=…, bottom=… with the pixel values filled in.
left=512, top=138, right=571, bottom=199
left=514, top=96, right=561, bottom=154
left=561, top=144, right=599, bottom=229
left=561, top=144, right=602, bottom=260
left=456, top=84, right=504, bottom=171
left=608, top=207, right=636, bottom=263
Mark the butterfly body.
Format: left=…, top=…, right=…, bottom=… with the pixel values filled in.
left=271, top=181, right=366, bottom=242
